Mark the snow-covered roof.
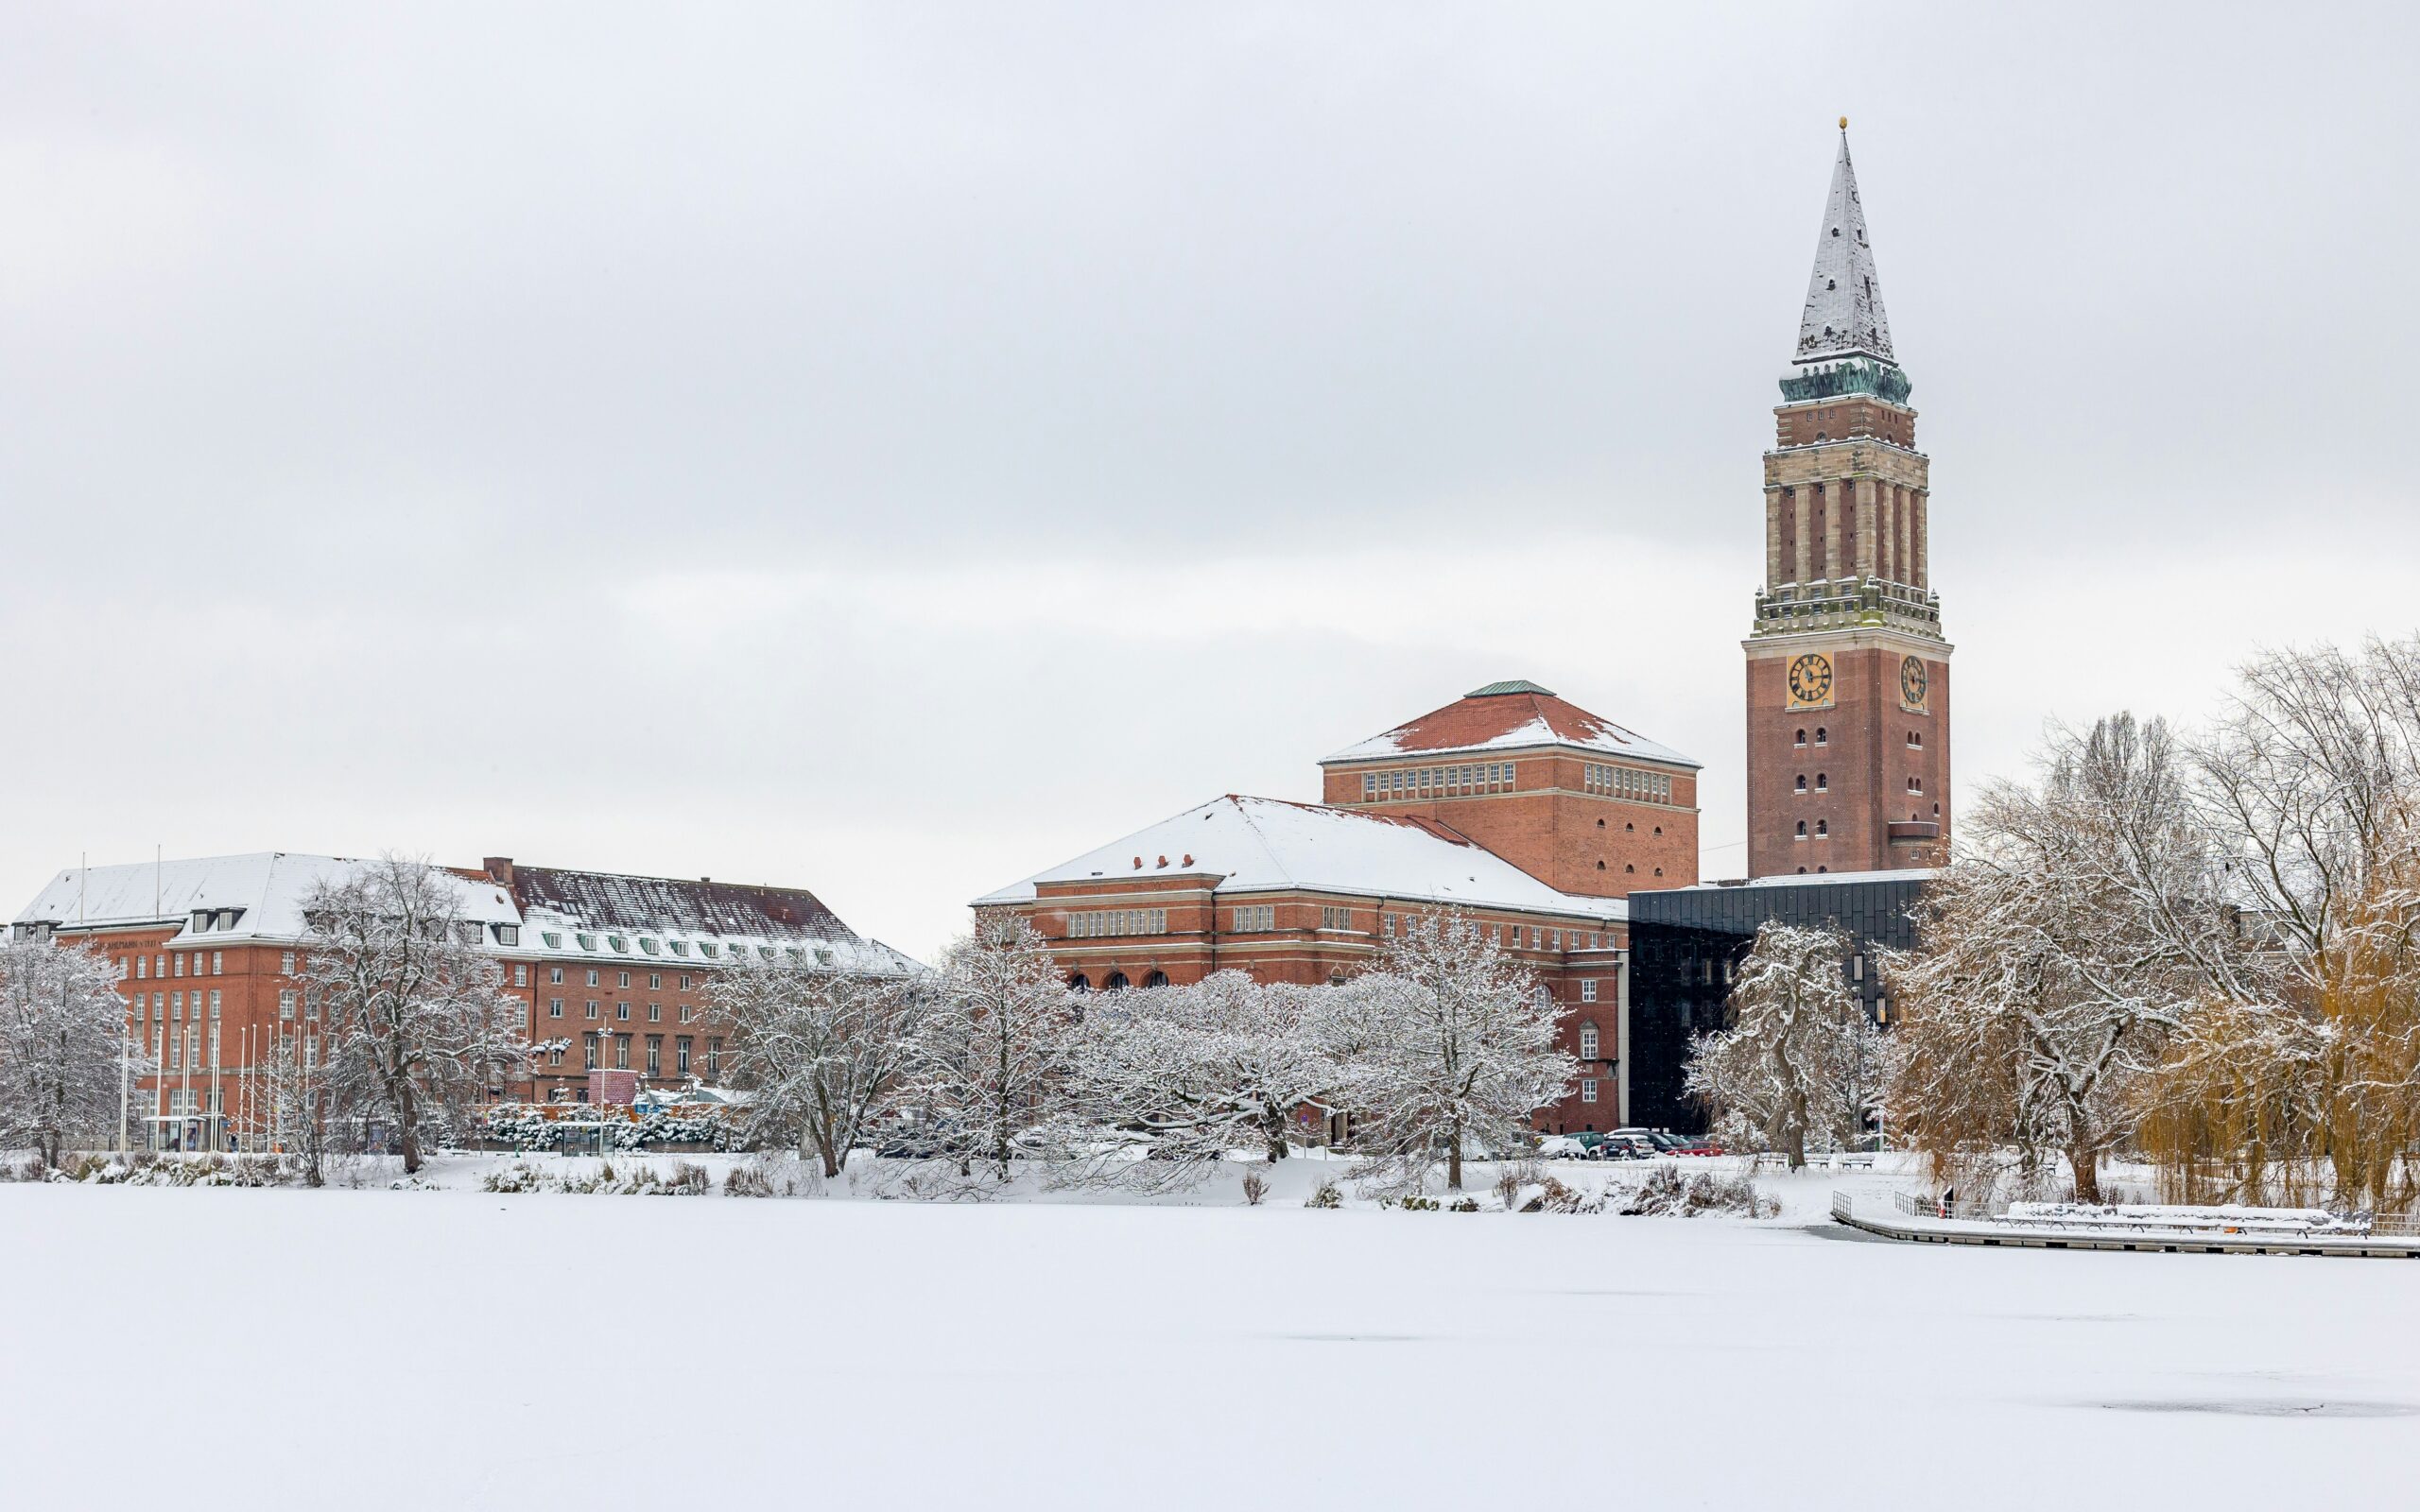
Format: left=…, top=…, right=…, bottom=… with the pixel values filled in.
left=499, top=863, right=921, bottom=976
left=1794, top=129, right=1895, bottom=367
left=1321, top=680, right=1697, bottom=768
left=12, top=853, right=519, bottom=944
left=974, top=795, right=1627, bottom=921
left=1678, top=868, right=1938, bottom=892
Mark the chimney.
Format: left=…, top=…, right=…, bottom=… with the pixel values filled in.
left=483, top=857, right=515, bottom=886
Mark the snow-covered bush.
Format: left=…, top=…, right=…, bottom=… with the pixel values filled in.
left=1617, top=1165, right=1776, bottom=1219
left=1305, top=1178, right=1341, bottom=1210
left=724, top=1162, right=781, bottom=1198
left=1240, top=1170, right=1267, bottom=1206
left=482, top=1103, right=744, bottom=1153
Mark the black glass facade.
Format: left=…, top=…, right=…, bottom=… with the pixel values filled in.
left=1624, top=873, right=1929, bottom=1132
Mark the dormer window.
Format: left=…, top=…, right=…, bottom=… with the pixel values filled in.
left=576, top=933, right=597, bottom=953
left=639, top=937, right=659, bottom=955
left=543, top=931, right=562, bottom=949
left=670, top=940, right=688, bottom=956
left=607, top=934, right=628, bottom=953
left=494, top=925, right=520, bottom=948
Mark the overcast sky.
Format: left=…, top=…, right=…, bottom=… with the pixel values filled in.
left=3, top=4, right=2414, bottom=962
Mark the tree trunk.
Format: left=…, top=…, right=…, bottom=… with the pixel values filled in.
left=2069, top=1142, right=2102, bottom=1205
left=397, top=1078, right=423, bottom=1174
left=1786, top=1124, right=1806, bottom=1172
left=1445, top=1115, right=1463, bottom=1191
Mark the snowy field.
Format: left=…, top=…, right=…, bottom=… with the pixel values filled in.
left=7, top=1159, right=2419, bottom=1510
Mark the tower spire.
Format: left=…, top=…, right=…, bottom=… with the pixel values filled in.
left=1793, top=128, right=1894, bottom=366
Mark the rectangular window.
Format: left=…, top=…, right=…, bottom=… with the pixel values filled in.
left=549, top=999, right=564, bottom=1018
left=585, top=1001, right=599, bottom=1020
left=615, top=1003, right=631, bottom=1022
left=212, top=951, right=223, bottom=975
left=209, top=989, right=221, bottom=1020
left=171, top=990, right=183, bottom=1020
left=707, top=1038, right=723, bottom=1077
left=281, top=951, right=295, bottom=975
left=174, top=954, right=185, bottom=978
left=1363, top=773, right=1376, bottom=798
left=1581, top=978, right=1599, bottom=1003
left=677, top=1038, right=693, bottom=1074
left=169, top=1036, right=182, bottom=1072
left=586, top=970, right=599, bottom=988
left=1321, top=905, right=1353, bottom=930
left=648, top=973, right=662, bottom=990
left=679, top=1005, right=693, bottom=1024
left=646, top=1036, right=662, bottom=1074
left=648, top=1004, right=661, bottom=1022
left=613, top=1036, right=629, bottom=1070
left=209, top=1025, right=219, bottom=1066
left=680, top=975, right=693, bottom=990
left=549, top=967, right=564, bottom=985
left=583, top=1034, right=598, bottom=1071
left=1232, top=904, right=1274, bottom=932
left=1581, top=1078, right=1599, bottom=1104
left=513, top=965, right=528, bottom=987
left=136, top=956, right=147, bottom=980
left=1580, top=1023, right=1600, bottom=1058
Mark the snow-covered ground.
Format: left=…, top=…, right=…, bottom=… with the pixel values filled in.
left=6, top=1158, right=2417, bottom=1510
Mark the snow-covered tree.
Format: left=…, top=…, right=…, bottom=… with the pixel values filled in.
left=1056, top=971, right=1341, bottom=1191
left=891, top=914, right=1078, bottom=1196
left=1683, top=921, right=1880, bottom=1169
left=298, top=856, right=529, bottom=1174
left=1334, top=911, right=1574, bottom=1192
left=0, top=936, right=143, bottom=1165
left=711, top=953, right=930, bottom=1177
left=1890, top=714, right=2206, bottom=1202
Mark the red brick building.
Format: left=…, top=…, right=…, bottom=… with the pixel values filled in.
left=11, top=851, right=918, bottom=1150
left=978, top=681, right=1701, bottom=1132
left=1744, top=128, right=1951, bottom=878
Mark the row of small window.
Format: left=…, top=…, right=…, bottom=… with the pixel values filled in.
left=1379, top=914, right=1614, bottom=954
left=119, top=950, right=244, bottom=981
left=536, top=929, right=831, bottom=967
left=545, top=967, right=699, bottom=990
left=1582, top=764, right=1672, bottom=802
left=1362, top=763, right=1517, bottom=799
left=131, top=990, right=221, bottom=1025
left=152, top=1026, right=217, bottom=1071
left=1067, top=971, right=1172, bottom=991
left=1068, top=909, right=1168, bottom=938
left=548, top=999, right=700, bottom=1024
left=563, top=1033, right=719, bottom=1076
left=1790, top=728, right=1927, bottom=751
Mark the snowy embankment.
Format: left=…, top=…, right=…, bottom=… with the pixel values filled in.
left=8, top=1162, right=2420, bottom=1512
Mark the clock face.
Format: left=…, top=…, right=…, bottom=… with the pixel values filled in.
left=1900, top=655, right=1928, bottom=710
left=1786, top=652, right=1834, bottom=708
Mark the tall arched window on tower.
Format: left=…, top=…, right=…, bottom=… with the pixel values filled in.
left=1795, top=821, right=1807, bottom=840
left=1815, top=819, right=1828, bottom=836
left=1794, top=729, right=1807, bottom=747
left=1815, top=728, right=1828, bottom=746
left=1794, top=775, right=1807, bottom=792
left=1816, top=773, right=1828, bottom=791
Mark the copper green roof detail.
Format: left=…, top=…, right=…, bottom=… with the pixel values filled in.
left=1463, top=679, right=1556, bottom=698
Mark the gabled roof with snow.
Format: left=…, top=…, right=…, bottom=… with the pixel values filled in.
left=13, top=853, right=519, bottom=944
left=1321, top=680, right=1697, bottom=769
left=500, top=864, right=921, bottom=976
left=974, top=795, right=1626, bottom=921
left=1795, top=129, right=1895, bottom=367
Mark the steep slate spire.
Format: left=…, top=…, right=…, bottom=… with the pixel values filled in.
left=1793, top=126, right=1894, bottom=365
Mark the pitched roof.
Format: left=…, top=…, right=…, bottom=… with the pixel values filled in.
left=973, top=794, right=1625, bottom=921
left=497, top=864, right=921, bottom=975
left=13, top=852, right=519, bottom=943
left=1794, top=129, right=1895, bottom=366
left=1321, top=682, right=1697, bottom=768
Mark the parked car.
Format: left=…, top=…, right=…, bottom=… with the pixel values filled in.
left=1596, top=1135, right=1654, bottom=1160
left=1671, top=1137, right=1725, bottom=1157
left=1537, top=1135, right=1592, bottom=1160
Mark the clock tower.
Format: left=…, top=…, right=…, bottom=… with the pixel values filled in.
left=1744, top=126, right=1951, bottom=879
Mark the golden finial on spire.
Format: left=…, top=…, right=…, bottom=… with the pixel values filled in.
left=1839, top=115, right=1849, bottom=130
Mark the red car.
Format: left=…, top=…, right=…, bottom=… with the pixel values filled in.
left=1671, top=1137, right=1725, bottom=1156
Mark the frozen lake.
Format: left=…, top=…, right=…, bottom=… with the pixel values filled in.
left=5, top=1166, right=2415, bottom=1509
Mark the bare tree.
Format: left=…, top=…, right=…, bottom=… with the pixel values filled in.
left=299, top=856, right=528, bottom=1175
left=1334, top=911, right=1574, bottom=1193
left=1891, top=714, right=2207, bottom=1202
left=712, top=953, right=930, bottom=1177
left=0, top=936, right=143, bottom=1166
left=1684, top=922, right=1879, bottom=1169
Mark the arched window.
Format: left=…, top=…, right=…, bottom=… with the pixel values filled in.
left=1142, top=971, right=1169, bottom=989
left=1816, top=866, right=1828, bottom=874
left=1067, top=973, right=1090, bottom=992
left=1815, top=727, right=1828, bottom=746
left=1579, top=1022, right=1600, bottom=1059
left=1596, top=817, right=1606, bottom=828
left=1796, top=867, right=1807, bottom=875
left=1815, top=819, right=1828, bottom=836
left=1652, top=826, right=1662, bottom=836
left=1795, top=774, right=1807, bottom=792
left=1795, top=820, right=1807, bottom=838
left=1794, top=729, right=1807, bottom=747
left=1596, top=860, right=1607, bottom=870
left=1815, top=773, right=1827, bottom=791
left=1623, top=864, right=1635, bottom=874
left=1102, top=971, right=1130, bottom=990
left=1652, top=867, right=1663, bottom=876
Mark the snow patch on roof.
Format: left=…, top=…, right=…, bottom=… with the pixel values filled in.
left=974, top=795, right=1626, bottom=921
left=13, top=853, right=518, bottom=943
left=1322, top=688, right=1697, bottom=768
